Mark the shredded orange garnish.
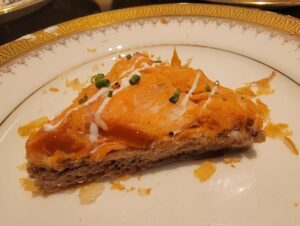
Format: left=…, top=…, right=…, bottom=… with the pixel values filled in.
left=194, top=161, right=216, bottom=182
left=256, top=98, right=270, bottom=121
left=236, top=72, right=276, bottom=97
left=223, top=157, right=241, bottom=164
left=251, top=72, right=276, bottom=96
left=283, top=136, right=299, bottom=155
left=110, top=181, right=126, bottom=191
left=17, top=117, right=49, bottom=137
left=66, top=78, right=87, bottom=91
left=17, top=163, right=27, bottom=171
left=118, top=174, right=131, bottom=181
left=137, top=188, right=152, bottom=196
left=79, top=182, right=104, bottom=204
left=87, top=48, right=96, bottom=53
left=264, top=122, right=298, bottom=155
left=235, top=86, right=256, bottom=97
left=49, top=87, right=59, bottom=92
left=19, top=178, right=39, bottom=193
left=264, top=122, right=293, bottom=138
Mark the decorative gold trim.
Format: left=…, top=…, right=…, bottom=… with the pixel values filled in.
left=0, top=3, right=299, bottom=66
left=203, top=0, right=300, bottom=7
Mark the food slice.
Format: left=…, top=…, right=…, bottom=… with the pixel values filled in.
left=25, top=50, right=265, bottom=193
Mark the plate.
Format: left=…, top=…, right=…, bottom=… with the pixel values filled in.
left=0, top=3, right=300, bottom=226
left=202, top=0, right=300, bottom=7
left=0, top=0, right=51, bottom=23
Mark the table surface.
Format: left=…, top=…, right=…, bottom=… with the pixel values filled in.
left=0, top=0, right=299, bottom=46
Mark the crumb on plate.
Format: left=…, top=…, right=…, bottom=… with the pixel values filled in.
left=49, top=87, right=59, bottom=92
left=19, top=178, right=39, bottom=193
left=194, top=161, right=216, bottom=182
left=79, top=182, right=104, bottom=204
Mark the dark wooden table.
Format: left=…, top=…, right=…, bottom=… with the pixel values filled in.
left=0, top=0, right=299, bottom=45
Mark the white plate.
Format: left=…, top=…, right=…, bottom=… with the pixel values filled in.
left=0, top=4, right=299, bottom=226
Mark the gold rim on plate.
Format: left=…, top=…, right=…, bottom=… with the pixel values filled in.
left=0, top=3, right=299, bottom=66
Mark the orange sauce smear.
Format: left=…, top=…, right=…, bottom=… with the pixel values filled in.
left=264, top=122, right=298, bottom=155
left=194, top=161, right=216, bottom=182
left=17, top=117, right=49, bottom=137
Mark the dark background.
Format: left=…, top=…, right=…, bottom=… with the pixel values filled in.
left=0, top=0, right=299, bottom=45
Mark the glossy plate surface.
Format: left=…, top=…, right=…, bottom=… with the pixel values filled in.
left=0, top=4, right=299, bottom=226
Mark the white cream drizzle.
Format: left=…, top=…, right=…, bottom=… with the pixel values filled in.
left=43, top=58, right=158, bottom=133
left=181, top=72, right=200, bottom=108
left=89, top=123, right=99, bottom=142
left=200, top=85, right=218, bottom=114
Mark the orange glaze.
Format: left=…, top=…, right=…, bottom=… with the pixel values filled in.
left=26, top=50, right=265, bottom=165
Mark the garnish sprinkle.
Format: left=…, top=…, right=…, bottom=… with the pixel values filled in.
left=108, top=90, right=113, bottom=98
left=215, top=80, right=220, bottom=86
left=95, top=79, right=110, bottom=89
left=153, top=60, right=162, bottom=63
left=169, top=88, right=181, bottom=104
left=168, top=131, right=174, bottom=137
left=91, top=73, right=104, bottom=84
left=126, top=54, right=132, bottom=60
left=129, top=74, right=141, bottom=85
left=79, top=94, right=88, bottom=104
left=205, top=85, right=211, bottom=92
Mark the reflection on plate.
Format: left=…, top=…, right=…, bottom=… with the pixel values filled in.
left=0, top=0, right=51, bottom=23
left=0, top=4, right=299, bottom=226
left=203, top=0, right=300, bottom=7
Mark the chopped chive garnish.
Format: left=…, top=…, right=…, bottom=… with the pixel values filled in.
left=153, top=60, right=162, bottom=63
left=91, top=73, right=104, bottom=84
left=79, top=94, right=88, bottom=104
left=215, top=80, right=220, bottom=86
left=126, top=54, right=132, bottom=60
left=129, top=74, right=141, bottom=85
left=95, top=78, right=110, bottom=88
left=169, top=88, right=181, bottom=104
left=205, top=85, right=211, bottom=92
left=108, top=90, right=113, bottom=97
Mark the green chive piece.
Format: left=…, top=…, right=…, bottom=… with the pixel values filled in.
left=205, top=85, right=211, bottom=92
left=153, top=60, right=162, bottom=63
left=79, top=94, right=88, bottom=104
left=126, top=54, right=132, bottom=60
left=108, top=90, right=113, bottom=97
left=129, top=74, right=141, bottom=85
left=95, top=78, right=110, bottom=88
left=169, top=88, right=181, bottom=104
left=91, top=73, right=104, bottom=84
left=215, top=80, right=220, bottom=86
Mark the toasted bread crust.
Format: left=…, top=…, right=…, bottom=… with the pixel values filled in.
left=28, top=128, right=265, bottom=193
